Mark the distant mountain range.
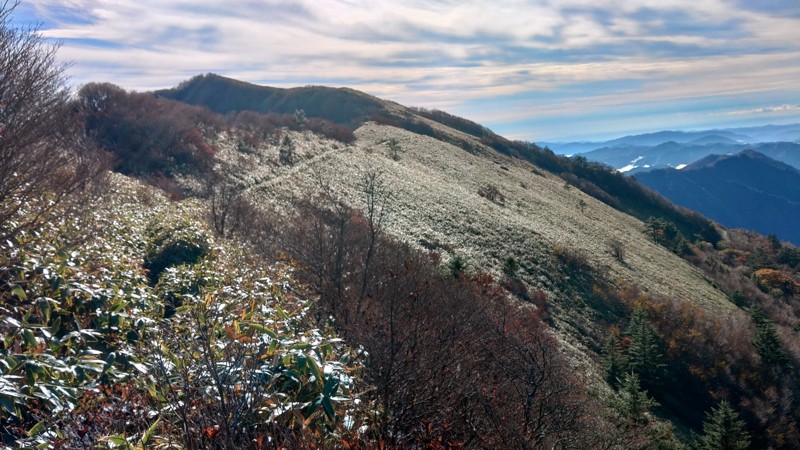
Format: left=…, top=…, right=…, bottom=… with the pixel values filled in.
left=543, top=124, right=800, bottom=155
left=540, top=125, right=800, bottom=175
left=582, top=141, right=800, bottom=174
left=635, top=150, right=800, bottom=245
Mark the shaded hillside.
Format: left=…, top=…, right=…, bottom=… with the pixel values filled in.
left=156, top=73, right=387, bottom=126
left=482, top=138, right=722, bottom=244
left=636, top=150, right=800, bottom=245
left=580, top=140, right=800, bottom=173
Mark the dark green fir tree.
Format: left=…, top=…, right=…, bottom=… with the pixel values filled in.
left=602, top=333, right=628, bottom=389
left=624, top=308, right=666, bottom=390
left=696, top=401, right=750, bottom=450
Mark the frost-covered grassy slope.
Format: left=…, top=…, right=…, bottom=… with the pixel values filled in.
left=220, top=121, right=731, bottom=325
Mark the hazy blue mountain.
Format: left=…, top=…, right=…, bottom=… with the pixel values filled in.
left=575, top=140, right=800, bottom=174
left=687, top=134, right=740, bottom=145
left=543, top=123, right=800, bottom=156
left=635, top=150, right=800, bottom=244
left=725, top=123, right=800, bottom=143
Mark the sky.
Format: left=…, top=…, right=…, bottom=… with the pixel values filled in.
left=11, top=0, right=800, bottom=142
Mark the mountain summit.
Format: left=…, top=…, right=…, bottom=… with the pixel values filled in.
left=157, top=73, right=388, bottom=126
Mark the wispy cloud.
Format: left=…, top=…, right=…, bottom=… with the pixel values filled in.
left=725, top=104, right=800, bottom=115
left=17, top=0, right=800, bottom=140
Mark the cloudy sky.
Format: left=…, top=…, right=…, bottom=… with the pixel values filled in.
left=12, top=0, right=800, bottom=141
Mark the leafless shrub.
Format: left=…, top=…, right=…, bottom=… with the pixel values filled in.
left=608, top=237, right=626, bottom=263
left=0, top=1, right=108, bottom=242
left=478, top=183, right=505, bottom=205
left=262, top=183, right=602, bottom=447
left=386, top=138, right=402, bottom=161
left=206, top=172, right=258, bottom=238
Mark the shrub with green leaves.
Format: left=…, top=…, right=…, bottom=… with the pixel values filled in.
left=1, top=177, right=365, bottom=448
left=143, top=214, right=211, bottom=284
left=0, top=179, right=159, bottom=445
left=140, top=259, right=363, bottom=448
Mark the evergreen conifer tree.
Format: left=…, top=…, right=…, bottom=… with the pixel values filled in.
left=624, top=308, right=666, bottom=390
left=697, top=401, right=750, bottom=450
left=752, top=320, right=790, bottom=369
left=613, top=372, right=658, bottom=424
left=750, top=308, right=791, bottom=370
left=602, top=333, right=628, bottom=389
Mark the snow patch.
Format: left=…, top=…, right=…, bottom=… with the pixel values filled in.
left=676, top=164, right=687, bottom=170
left=618, top=156, right=644, bottom=173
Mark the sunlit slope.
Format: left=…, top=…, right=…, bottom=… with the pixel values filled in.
left=246, top=121, right=731, bottom=318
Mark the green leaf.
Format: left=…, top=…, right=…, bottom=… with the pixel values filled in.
left=50, top=316, right=62, bottom=335
left=12, top=285, right=26, bottom=301
left=105, top=352, right=117, bottom=367
left=130, top=362, right=148, bottom=374
left=295, top=354, right=307, bottom=371
left=140, top=417, right=161, bottom=445
left=323, top=377, right=340, bottom=397
left=23, top=329, right=37, bottom=349
left=28, top=420, right=46, bottom=437
left=107, top=434, right=130, bottom=447
left=322, top=395, right=335, bottom=420
left=275, top=305, right=290, bottom=320
left=249, top=322, right=278, bottom=339
left=307, top=354, right=323, bottom=382
left=37, top=298, right=51, bottom=323
left=0, top=395, right=19, bottom=417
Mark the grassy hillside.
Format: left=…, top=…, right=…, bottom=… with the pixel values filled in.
left=157, top=75, right=722, bottom=247
left=257, top=123, right=730, bottom=314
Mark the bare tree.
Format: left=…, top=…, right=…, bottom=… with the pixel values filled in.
left=357, top=167, right=392, bottom=305
left=205, top=170, right=256, bottom=238
left=0, top=1, right=106, bottom=242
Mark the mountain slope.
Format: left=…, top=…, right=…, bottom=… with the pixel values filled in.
left=222, top=121, right=733, bottom=337
left=636, top=150, right=800, bottom=244
left=150, top=75, right=720, bottom=245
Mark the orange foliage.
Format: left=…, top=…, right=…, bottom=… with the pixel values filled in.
left=753, top=268, right=800, bottom=296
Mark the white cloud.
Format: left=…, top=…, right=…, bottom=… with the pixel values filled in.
left=21, top=0, right=800, bottom=140
left=725, top=104, right=800, bottom=116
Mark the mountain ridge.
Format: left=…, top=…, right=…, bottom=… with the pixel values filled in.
left=543, top=123, right=800, bottom=157
left=157, top=73, right=390, bottom=126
